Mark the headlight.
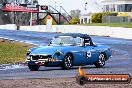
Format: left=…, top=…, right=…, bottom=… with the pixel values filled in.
left=55, top=50, right=61, bottom=56
left=26, top=51, right=31, bottom=61
left=26, top=50, right=31, bottom=56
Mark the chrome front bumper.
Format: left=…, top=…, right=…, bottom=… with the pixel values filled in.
left=26, top=58, right=62, bottom=63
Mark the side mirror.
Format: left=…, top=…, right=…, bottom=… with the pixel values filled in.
left=48, top=42, right=51, bottom=46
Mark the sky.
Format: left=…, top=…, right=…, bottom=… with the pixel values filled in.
left=38, top=0, right=103, bottom=14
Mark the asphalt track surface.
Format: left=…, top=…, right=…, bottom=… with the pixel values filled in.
left=0, top=29, right=132, bottom=79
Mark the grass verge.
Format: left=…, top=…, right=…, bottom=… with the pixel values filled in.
left=82, top=23, right=132, bottom=28
left=0, top=39, right=35, bottom=64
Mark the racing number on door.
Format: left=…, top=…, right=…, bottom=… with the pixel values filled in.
left=86, top=51, right=91, bottom=58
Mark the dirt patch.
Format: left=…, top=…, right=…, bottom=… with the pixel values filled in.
left=0, top=78, right=131, bottom=88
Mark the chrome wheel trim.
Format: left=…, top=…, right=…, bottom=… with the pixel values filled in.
left=65, top=55, right=72, bottom=68
left=98, top=54, right=105, bottom=66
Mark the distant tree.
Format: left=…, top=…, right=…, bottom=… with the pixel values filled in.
left=61, top=13, right=67, bottom=18
left=26, top=0, right=38, bottom=4
left=70, top=9, right=81, bottom=18
left=70, top=10, right=75, bottom=17
left=33, top=0, right=38, bottom=4
left=75, top=9, right=81, bottom=18
left=69, top=17, right=80, bottom=24
left=0, top=0, right=3, bottom=3
left=61, top=13, right=70, bottom=24
left=91, top=12, right=118, bottom=23
left=25, top=0, right=29, bottom=3
left=91, top=13, right=102, bottom=23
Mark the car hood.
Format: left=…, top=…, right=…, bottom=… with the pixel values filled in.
left=30, top=45, right=80, bottom=55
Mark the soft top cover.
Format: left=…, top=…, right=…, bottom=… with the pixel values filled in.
left=54, top=33, right=90, bottom=39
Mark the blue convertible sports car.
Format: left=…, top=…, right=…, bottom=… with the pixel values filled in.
left=26, top=33, right=112, bottom=71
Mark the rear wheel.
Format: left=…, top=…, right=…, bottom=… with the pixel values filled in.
left=94, top=53, right=106, bottom=68
left=61, top=53, right=73, bottom=70
left=28, top=63, right=40, bottom=71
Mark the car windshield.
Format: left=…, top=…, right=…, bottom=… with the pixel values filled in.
left=51, top=36, right=83, bottom=46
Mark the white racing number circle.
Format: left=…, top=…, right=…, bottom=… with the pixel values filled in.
left=87, top=51, right=91, bottom=58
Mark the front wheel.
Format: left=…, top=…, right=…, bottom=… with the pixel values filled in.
left=28, top=63, right=40, bottom=71
left=61, top=53, right=73, bottom=70
left=94, top=53, right=106, bottom=68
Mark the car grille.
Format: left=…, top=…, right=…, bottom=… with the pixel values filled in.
left=30, top=55, right=52, bottom=60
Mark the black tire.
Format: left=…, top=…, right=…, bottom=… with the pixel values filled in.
left=61, top=53, right=73, bottom=70
left=94, top=53, right=106, bottom=68
left=76, top=76, right=86, bottom=85
left=28, top=63, right=40, bottom=71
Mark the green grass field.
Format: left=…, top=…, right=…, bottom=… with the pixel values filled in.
left=0, top=39, right=35, bottom=64
left=82, top=23, right=132, bottom=28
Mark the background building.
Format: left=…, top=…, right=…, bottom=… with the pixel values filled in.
left=0, top=0, right=32, bottom=25
left=102, top=0, right=132, bottom=12
left=101, top=0, right=132, bottom=23
left=79, top=13, right=92, bottom=24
